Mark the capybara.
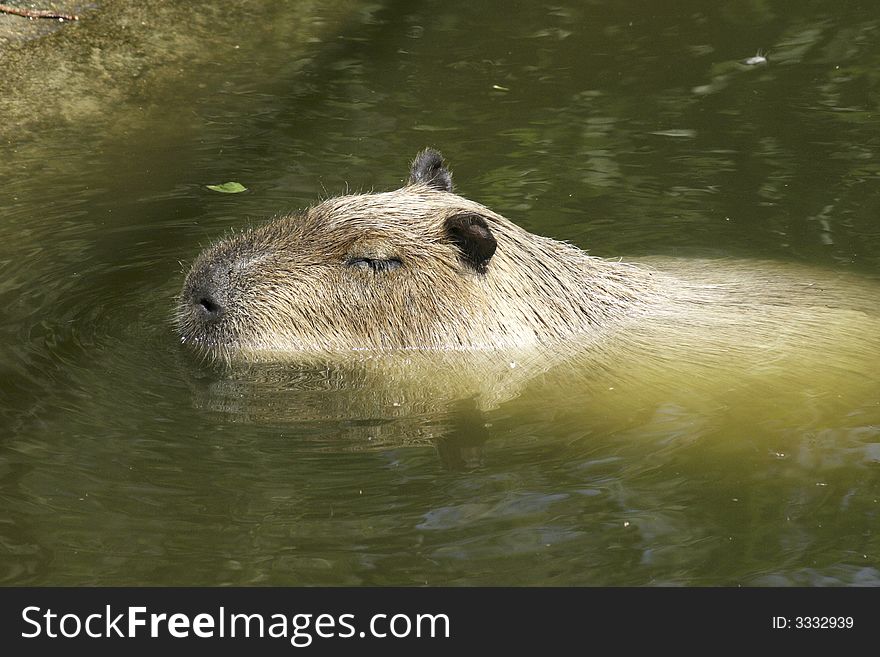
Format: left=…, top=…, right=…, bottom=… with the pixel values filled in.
left=177, top=148, right=879, bottom=396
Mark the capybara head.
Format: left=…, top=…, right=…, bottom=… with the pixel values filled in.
left=177, top=149, right=650, bottom=362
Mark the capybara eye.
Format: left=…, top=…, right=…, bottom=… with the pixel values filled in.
left=346, top=257, right=403, bottom=273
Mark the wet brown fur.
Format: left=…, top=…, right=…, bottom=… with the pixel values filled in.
left=177, top=150, right=880, bottom=377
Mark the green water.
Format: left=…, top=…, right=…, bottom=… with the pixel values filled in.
left=2, top=0, right=879, bottom=586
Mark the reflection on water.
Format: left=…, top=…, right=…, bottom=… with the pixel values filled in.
left=1, top=0, right=880, bottom=586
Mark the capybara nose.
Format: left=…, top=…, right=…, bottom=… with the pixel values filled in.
left=183, top=261, right=231, bottom=324
left=193, top=290, right=224, bottom=322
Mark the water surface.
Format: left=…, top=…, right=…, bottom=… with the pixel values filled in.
left=1, top=0, right=879, bottom=586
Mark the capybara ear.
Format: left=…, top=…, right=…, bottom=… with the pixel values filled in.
left=408, top=148, right=453, bottom=192
left=445, top=213, right=497, bottom=270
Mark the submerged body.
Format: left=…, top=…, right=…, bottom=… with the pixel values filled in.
left=178, top=149, right=879, bottom=428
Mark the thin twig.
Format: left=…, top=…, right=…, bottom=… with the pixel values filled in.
left=0, top=4, right=79, bottom=20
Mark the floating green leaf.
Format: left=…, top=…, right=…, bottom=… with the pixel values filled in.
left=206, top=182, right=247, bottom=194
